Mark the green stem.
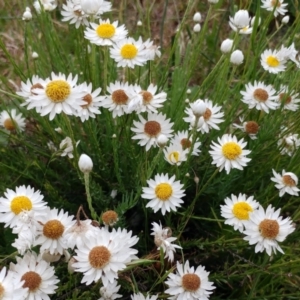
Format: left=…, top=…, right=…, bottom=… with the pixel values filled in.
left=84, top=173, right=97, bottom=219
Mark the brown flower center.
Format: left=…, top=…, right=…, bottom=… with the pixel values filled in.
left=102, top=210, right=118, bottom=226
left=21, top=271, right=42, bottom=292
left=279, top=93, right=292, bottom=104
left=180, top=138, right=192, bottom=150
left=89, top=246, right=111, bottom=269
left=30, top=83, right=43, bottom=95
left=245, top=121, right=259, bottom=134
left=253, top=88, right=269, bottom=102
left=203, top=108, right=212, bottom=120
left=111, top=89, right=128, bottom=105
left=282, top=175, right=296, bottom=187
left=259, top=219, right=279, bottom=239
left=140, top=90, right=153, bottom=104
left=43, top=220, right=64, bottom=239
left=81, top=94, right=92, bottom=108
left=4, top=118, right=16, bottom=131
left=182, top=273, right=201, bottom=292
left=144, top=121, right=161, bottom=137
left=0, top=283, right=4, bottom=298
left=271, top=0, right=281, bottom=7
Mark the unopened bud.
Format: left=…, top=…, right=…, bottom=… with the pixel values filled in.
left=78, top=154, right=93, bottom=173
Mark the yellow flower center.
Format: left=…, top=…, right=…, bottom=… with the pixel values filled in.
left=182, top=273, right=201, bottom=292
left=282, top=175, right=296, bottom=187
left=203, top=108, right=212, bottom=120
left=180, top=138, right=192, bottom=150
left=89, top=246, right=111, bottom=269
left=111, top=89, right=129, bottom=105
left=43, top=220, right=64, bottom=239
left=266, top=55, right=280, bottom=67
left=168, top=151, right=180, bottom=163
left=279, top=93, right=292, bottom=104
left=155, top=183, right=173, bottom=201
left=120, top=44, right=138, bottom=59
left=139, top=90, right=153, bottom=104
left=232, top=202, right=253, bottom=220
left=253, top=88, right=269, bottom=102
left=102, top=210, right=118, bottom=226
left=45, top=80, right=71, bottom=103
left=0, top=283, right=4, bottom=298
left=4, top=118, right=16, bottom=131
left=10, top=196, right=32, bottom=215
left=144, top=121, right=161, bottom=137
left=259, top=219, right=279, bottom=239
left=222, top=142, right=242, bottom=160
left=21, top=271, right=42, bottom=292
left=81, top=94, right=92, bottom=108
left=96, top=23, right=116, bottom=38
left=245, top=121, right=259, bottom=134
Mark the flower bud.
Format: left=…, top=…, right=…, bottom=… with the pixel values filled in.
left=191, top=100, right=207, bottom=117
left=78, top=154, right=93, bottom=173
left=137, top=20, right=142, bottom=26
left=32, top=52, right=39, bottom=59
left=22, top=7, right=32, bottom=21
left=157, top=134, right=168, bottom=148
left=193, top=23, right=201, bottom=32
left=193, top=12, right=201, bottom=22
left=220, top=38, right=233, bottom=54
left=208, top=0, right=219, bottom=3
left=230, top=50, right=244, bottom=65
left=282, top=15, right=290, bottom=24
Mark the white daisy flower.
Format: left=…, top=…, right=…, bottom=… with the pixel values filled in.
left=34, top=207, right=75, bottom=255
left=151, top=222, right=182, bottom=262
left=73, top=227, right=138, bottom=286
left=229, top=10, right=252, bottom=34
left=61, top=0, right=89, bottom=29
left=80, top=0, right=112, bottom=16
left=74, top=82, right=104, bottom=121
left=277, top=128, right=300, bottom=156
left=128, top=83, right=167, bottom=113
left=233, top=117, right=259, bottom=140
left=260, top=48, right=288, bottom=74
left=24, top=72, right=86, bottom=120
left=34, top=0, right=57, bottom=12
left=99, top=280, right=122, bottom=300
left=142, top=173, right=185, bottom=215
left=240, top=81, right=279, bottom=113
left=165, top=260, right=215, bottom=300
left=209, top=134, right=251, bottom=174
left=243, top=205, right=295, bottom=255
left=0, top=267, right=27, bottom=300
left=277, top=85, right=300, bottom=111
left=142, top=38, right=161, bottom=60
left=183, top=99, right=224, bottom=133
left=131, top=293, right=158, bottom=300
left=11, top=251, right=59, bottom=299
left=171, top=130, right=201, bottom=156
left=220, top=193, right=260, bottom=233
left=102, top=81, right=134, bottom=118
left=59, top=136, right=79, bottom=159
left=163, top=143, right=189, bottom=166
left=101, top=210, right=119, bottom=226
left=271, top=169, right=300, bottom=197
left=261, top=0, right=288, bottom=17
left=0, top=109, right=26, bottom=132
left=84, top=19, right=128, bottom=46
left=110, top=37, right=150, bottom=68
left=131, top=112, right=174, bottom=151
left=17, top=75, right=44, bottom=100
left=65, top=219, right=100, bottom=249
left=0, top=185, right=47, bottom=229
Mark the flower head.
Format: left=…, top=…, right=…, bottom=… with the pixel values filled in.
left=131, top=293, right=158, bottom=300
left=230, top=50, right=244, bottom=65
left=163, top=144, right=189, bottom=166
left=229, top=10, right=252, bottom=34
left=221, top=194, right=260, bottom=232
left=240, top=81, right=278, bottom=113
left=131, top=112, right=174, bottom=151
left=84, top=19, right=128, bottom=46
left=261, top=0, right=288, bottom=17
left=165, top=260, right=215, bottom=300
left=271, top=169, right=300, bottom=197
left=0, top=109, right=26, bottom=132
left=142, top=173, right=185, bottom=215
left=73, top=227, right=138, bottom=286
left=261, top=49, right=287, bottom=74
left=209, top=134, right=251, bottom=174
left=80, top=0, right=112, bottom=16
left=243, top=205, right=295, bottom=255
left=277, top=128, right=300, bottom=156
left=233, top=117, right=259, bottom=140
left=99, top=280, right=122, bottom=300
left=277, top=85, right=300, bottom=111
left=61, top=0, right=89, bottom=29
left=171, top=130, right=201, bottom=156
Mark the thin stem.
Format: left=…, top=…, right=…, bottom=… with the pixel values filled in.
left=84, top=173, right=97, bottom=220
